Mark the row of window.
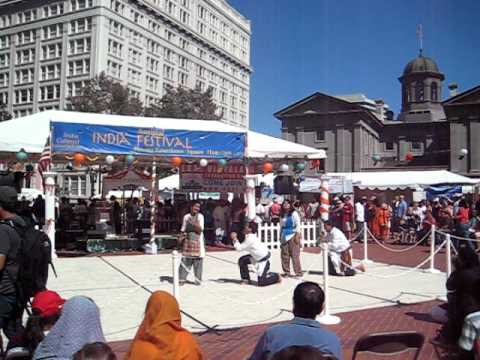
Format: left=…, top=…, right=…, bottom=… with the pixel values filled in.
left=0, top=1, right=93, bottom=29
left=404, top=82, right=439, bottom=103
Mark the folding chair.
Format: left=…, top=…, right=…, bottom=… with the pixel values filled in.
left=352, top=331, right=425, bottom=360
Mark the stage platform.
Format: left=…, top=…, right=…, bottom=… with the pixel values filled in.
left=47, top=248, right=446, bottom=342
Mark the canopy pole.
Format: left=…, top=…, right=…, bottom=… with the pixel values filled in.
left=149, top=160, right=157, bottom=245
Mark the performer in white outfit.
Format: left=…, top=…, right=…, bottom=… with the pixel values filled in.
left=323, top=220, right=365, bottom=276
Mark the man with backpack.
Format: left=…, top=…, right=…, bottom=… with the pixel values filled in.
left=0, top=186, right=26, bottom=341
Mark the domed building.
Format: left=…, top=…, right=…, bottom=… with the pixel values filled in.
left=275, top=51, right=480, bottom=177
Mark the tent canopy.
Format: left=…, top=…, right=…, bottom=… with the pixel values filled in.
left=0, top=110, right=326, bottom=160
left=331, top=170, right=479, bottom=190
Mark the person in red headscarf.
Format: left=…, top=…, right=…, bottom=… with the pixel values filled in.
left=126, top=291, right=203, bottom=360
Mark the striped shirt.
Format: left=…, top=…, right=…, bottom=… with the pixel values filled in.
left=459, top=310, right=480, bottom=351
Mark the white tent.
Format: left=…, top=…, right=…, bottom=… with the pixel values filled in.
left=0, top=110, right=326, bottom=159
left=331, top=170, right=479, bottom=190
left=158, top=174, right=179, bottom=190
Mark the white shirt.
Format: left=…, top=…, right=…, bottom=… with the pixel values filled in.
left=181, top=213, right=205, bottom=258
left=326, top=227, right=350, bottom=253
left=233, top=233, right=269, bottom=262
left=355, top=202, right=365, bottom=222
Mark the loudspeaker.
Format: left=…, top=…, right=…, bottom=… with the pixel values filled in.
left=274, top=176, right=294, bottom=195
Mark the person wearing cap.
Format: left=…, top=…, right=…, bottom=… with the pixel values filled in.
left=22, top=290, right=65, bottom=354
left=0, top=186, right=27, bottom=343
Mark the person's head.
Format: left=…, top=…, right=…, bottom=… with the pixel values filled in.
left=394, top=195, right=399, bottom=201
left=109, top=195, right=116, bottom=202
left=454, top=245, right=480, bottom=271
left=272, top=345, right=332, bottom=360
left=190, top=201, right=201, bottom=215
left=459, top=199, right=468, bottom=209
left=0, top=186, right=18, bottom=219
left=293, top=282, right=325, bottom=319
left=281, top=200, right=293, bottom=215
left=323, top=220, right=333, bottom=233
left=244, top=221, right=258, bottom=235
left=361, top=196, right=367, bottom=204
left=32, top=290, right=65, bottom=321
left=73, top=342, right=116, bottom=360
left=143, top=291, right=182, bottom=331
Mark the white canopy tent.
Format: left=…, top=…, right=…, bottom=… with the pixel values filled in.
left=331, top=170, right=479, bottom=190
left=0, top=110, right=326, bottom=159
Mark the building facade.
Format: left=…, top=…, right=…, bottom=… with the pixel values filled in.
left=0, top=0, right=251, bottom=127
left=276, top=53, right=480, bottom=177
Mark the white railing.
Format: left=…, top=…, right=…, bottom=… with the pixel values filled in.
left=258, top=220, right=318, bottom=249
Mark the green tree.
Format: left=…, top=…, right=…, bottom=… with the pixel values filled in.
left=0, top=100, right=12, bottom=122
left=67, top=72, right=144, bottom=115
left=145, top=85, right=221, bottom=120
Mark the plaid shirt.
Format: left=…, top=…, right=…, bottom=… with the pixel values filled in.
left=459, top=311, right=480, bottom=351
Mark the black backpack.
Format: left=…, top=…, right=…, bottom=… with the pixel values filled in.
left=1, top=219, right=56, bottom=303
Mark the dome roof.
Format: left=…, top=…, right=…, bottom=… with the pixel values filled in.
left=403, top=54, right=440, bottom=75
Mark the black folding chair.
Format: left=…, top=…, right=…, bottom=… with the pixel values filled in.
left=352, top=331, right=425, bottom=360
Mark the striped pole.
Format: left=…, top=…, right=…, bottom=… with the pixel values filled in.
left=319, top=178, right=330, bottom=221
left=150, top=160, right=157, bottom=245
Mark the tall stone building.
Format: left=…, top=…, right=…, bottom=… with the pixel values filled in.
left=276, top=52, right=480, bottom=177
left=0, top=0, right=251, bottom=127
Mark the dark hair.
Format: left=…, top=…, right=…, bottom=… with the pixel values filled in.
left=246, top=221, right=258, bottom=233
left=293, top=282, right=325, bottom=319
left=272, top=345, right=333, bottom=360
left=454, top=245, right=480, bottom=271
left=323, top=220, right=333, bottom=227
left=73, top=342, right=117, bottom=360
left=23, top=309, right=61, bottom=354
left=281, top=200, right=294, bottom=217
left=190, top=201, right=201, bottom=208
left=459, top=199, right=468, bottom=209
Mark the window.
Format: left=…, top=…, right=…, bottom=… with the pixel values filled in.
left=128, top=49, right=141, bottom=64
left=16, top=49, right=35, bottom=65
left=178, top=72, right=188, bottom=86
left=178, top=56, right=188, bottom=69
left=39, top=85, right=60, bottom=101
left=415, top=82, right=424, bottom=102
left=71, top=0, right=93, bottom=11
left=68, top=59, right=90, bottom=76
left=107, top=60, right=122, bottom=78
left=411, top=141, right=422, bottom=151
left=431, top=82, right=438, bottom=102
left=0, top=15, right=12, bottom=28
left=62, top=175, right=87, bottom=197
left=18, top=10, right=37, bottom=24
left=67, top=81, right=87, bottom=97
left=17, top=31, right=35, bottom=45
left=70, top=18, right=92, bottom=34
left=0, top=35, right=10, bottom=49
left=69, top=37, right=91, bottom=55
left=179, top=38, right=189, bottom=51
left=43, top=3, right=64, bottom=17
left=180, top=9, right=189, bottom=24
left=14, top=88, right=33, bottom=104
left=43, top=24, right=63, bottom=39
left=147, top=57, right=159, bottom=72
left=316, top=130, right=325, bottom=142
left=385, top=142, right=394, bottom=151
left=0, top=73, right=8, bottom=87
left=109, top=20, right=123, bottom=36
left=40, top=64, right=61, bottom=81
left=42, top=43, right=62, bottom=60
left=108, top=39, right=122, bottom=57
left=111, top=0, right=124, bottom=14
left=127, top=68, right=141, bottom=84
left=163, top=65, right=173, bottom=80
left=180, top=0, right=190, bottom=8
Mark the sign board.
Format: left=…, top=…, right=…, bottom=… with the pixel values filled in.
left=180, top=163, right=250, bottom=193
left=51, top=122, right=246, bottom=159
left=413, top=191, right=427, bottom=202
left=300, top=176, right=353, bottom=194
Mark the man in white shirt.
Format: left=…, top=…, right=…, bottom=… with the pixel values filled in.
left=179, top=201, right=205, bottom=285
left=213, top=200, right=230, bottom=244
left=355, top=197, right=366, bottom=238
left=255, top=197, right=266, bottom=224
left=324, top=220, right=365, bottom=276
left=231, top=221, right=280, bottom=286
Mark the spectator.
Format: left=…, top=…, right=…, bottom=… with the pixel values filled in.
left=23, top=290, right=65, bottom=355
left=378, top=202, right=391, bottom=243
left=213, top=200, right=231, bottom=244
left=269, top=198, right=282, bottom=225
left=0, top=186, right=26, bottom=345
left=73, top=342, right=116, bottom=360
left=109, top=196, right=121, bottom=234
left=126, top=291, right=203, bottom=360
left=33, top=296, right=105, bottom=360
left=341, top=196, right=354, bottom=240
left=32, top=195, right=45, bottom=226
left=306, top=197, right=320, bottom=220
left=248, top=282, right=341, bottom=360
left=354, top=197, right=366, bottom=239
left=395, top=195, right=408, bottom=222
left=458, top=278, right=480, bottom=360
left=272, top=345, right=334, bottom=360
left=279, top=200, right=302, bottom=278
left=87, top=199, right=99, bottom=230
left=456, top=200, right=472, bottom=248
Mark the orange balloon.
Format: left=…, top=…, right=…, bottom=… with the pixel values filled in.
left=263, top=162, right=273, bottom=174
left=73, top=152, right=86, bottom=164
left=171, top=157, right=182, bottom=167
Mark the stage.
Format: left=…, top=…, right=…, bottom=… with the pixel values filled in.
left=46, top=248, right=446, bottom=342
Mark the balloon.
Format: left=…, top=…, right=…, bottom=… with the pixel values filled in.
left=372, top=154, right=381, bottom=162
left=218, top=159, right=227, bottom=167
left=460, top=148, right=469, bottom=156
left=263, top=162, right=273, bottom=174
left=73, top=153, right=85, bottom=164
left=16, top=148, right=28, bottom=161
left=405, top=152, right=414, bottom=161
left=279, top=163, right=289, bottom=172
left=171, top=157, right=182, bottom=167
left=295, top=162, right=305, bottom=171
left=105, top=155, right=115, bottom=165
left=125, top=154, right=135, bottom=164
left=199, top=159, right=208, bottom=167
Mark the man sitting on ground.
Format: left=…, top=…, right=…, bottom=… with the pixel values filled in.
left=231, top=221, right=280, bottom=286
left=324, top=220, right=365, bottom=276
left=248, top=282, right=342, bottom=360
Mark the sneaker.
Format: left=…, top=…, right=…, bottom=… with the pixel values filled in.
left=240, top=280, right=249, bottom=285
left=194, top=280, right=202, bottom=286
left=179, top=281, right=186, bottom=286
left=281, top=273, right=291, bottom=278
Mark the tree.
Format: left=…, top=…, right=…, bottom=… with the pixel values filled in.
left=0, top=101, right=12, bottom=122
left=145, top=85, right=221, bottom=120
left=67, top=72, right=144, bottom=115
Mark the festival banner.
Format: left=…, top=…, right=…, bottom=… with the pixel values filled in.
left=180, top=163, right=254, bottom=193
left=51, top=122, right=246, bottom=159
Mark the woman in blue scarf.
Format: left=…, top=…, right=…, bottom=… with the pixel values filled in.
left=280, top=200, right=303, bottom=277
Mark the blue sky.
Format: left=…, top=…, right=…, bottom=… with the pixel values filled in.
left=228, top=0, right=480, bottom=136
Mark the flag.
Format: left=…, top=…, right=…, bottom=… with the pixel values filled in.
left=38, top=137, right=51, bottom=175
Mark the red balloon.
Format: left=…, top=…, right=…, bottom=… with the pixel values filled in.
left=171, top=157, right=182, bottom=167
left=263, top=162, right=273, bottom=173
left=405, top=152, right=414, bottom=161
left=73, top=153, right=85, bottom=164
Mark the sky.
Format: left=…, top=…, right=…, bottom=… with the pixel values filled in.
left=228, top=0, right=480, bottom=136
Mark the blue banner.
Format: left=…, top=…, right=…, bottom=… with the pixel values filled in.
left=51, top=122, right=246, bottom=159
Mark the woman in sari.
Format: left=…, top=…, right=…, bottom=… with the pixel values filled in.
left=126, top=291, right=203, bottom=360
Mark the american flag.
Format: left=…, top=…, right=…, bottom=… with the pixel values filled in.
left=38, top=137, right=51, bottom=175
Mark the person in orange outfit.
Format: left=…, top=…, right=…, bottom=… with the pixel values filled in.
left=378, top=202, right=391, bottom=242
left=126, top=291, right=203, bottom=360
